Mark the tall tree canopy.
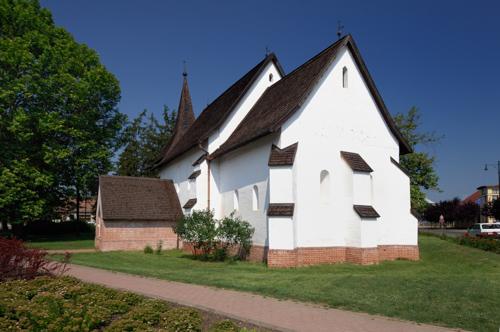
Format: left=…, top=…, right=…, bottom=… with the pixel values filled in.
left=0, top=0, right=126, bottom=226
left=394, top=107, right=441, bottom=213
left=117, top=106, right=176, bottom=177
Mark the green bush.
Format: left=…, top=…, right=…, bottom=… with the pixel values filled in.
left=156, top=240, right=163, bottom=255
left=175, top=210, right=218, bottom=256
left=218, top=213, right=255, bottom=260
left=161, top=307, right=202, bottom=332
left=458, top=236, right=500, bottom=254
left=144, top=245, right=154, bottom=254
left=210, top=319, right=239, bottom=332
left=175, top=210, right=254, bottom=261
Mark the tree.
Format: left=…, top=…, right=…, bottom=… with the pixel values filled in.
left=0, top=0, right=126, bottom=228
left=423, top=198, right=479, bottom=229
left=394, top=107, right=441, bottom=213
left=117, top=106, right=176, bottom=177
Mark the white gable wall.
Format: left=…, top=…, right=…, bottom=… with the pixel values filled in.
left=280, top=46, right=416, bottom=249
left=208, top=62, right=282, bottom=219
left=158, top=147, right=207, bottom=211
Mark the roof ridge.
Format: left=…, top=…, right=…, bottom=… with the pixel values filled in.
left=100, top=175, right=173, bottom=182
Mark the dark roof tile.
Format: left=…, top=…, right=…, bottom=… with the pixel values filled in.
left=268, top=143, right=298, bottom=166
left=267, top=203, right=294, bottom=217
left=188, top=170, right=201, bottom=180
left=353, top=205, right=380, bottom=218
left=183, top=198, right=197, bottom=209
left=99, top=176, right=182, bottom=221
left=341, top=151, right=373, bottom=173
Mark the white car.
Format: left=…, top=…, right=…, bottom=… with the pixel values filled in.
left=466, top=223, right=500, bottom=238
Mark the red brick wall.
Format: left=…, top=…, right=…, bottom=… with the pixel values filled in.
left=267, top=245, right=420, bottom=268
left=378, top=245, right=420, bottom=261
left=177, top=240, right=419, bottom=268
left=96, top=219, right=178, bottom=251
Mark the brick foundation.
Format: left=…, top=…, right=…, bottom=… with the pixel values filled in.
left=177, top=238, right=419, bottom=268
left=96, top=218, right=179, bottom=251
left=268, top=245, right=419, bottom=268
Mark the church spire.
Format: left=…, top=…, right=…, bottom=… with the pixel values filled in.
left=169, top=66, right=195, bottom=149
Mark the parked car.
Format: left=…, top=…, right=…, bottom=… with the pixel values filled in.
left=466, top=223, right=500, bottom=238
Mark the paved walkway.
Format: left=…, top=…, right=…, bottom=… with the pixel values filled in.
left=66, top=264, right=461, bottom=332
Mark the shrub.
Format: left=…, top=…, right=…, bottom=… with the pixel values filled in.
left=156, top=240, right=163, bottom=255
left=218, top=213, right=255, bottom=260
left=144, top=245, right=154, bottom=254
left=175, top=210, right=218, bottom=256
left=161, top=307, right=202, bottom=332
left=0, top=237, right=69, bottom=281
left=210, top=319, right=239, bottom=332
left=458, top=236, right=500, bottom=254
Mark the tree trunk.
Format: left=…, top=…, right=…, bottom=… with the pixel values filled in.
left=76, top=185, right=80, bottom=223
left=1, top=220, right=8, bottom=233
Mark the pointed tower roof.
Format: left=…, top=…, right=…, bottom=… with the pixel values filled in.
left=167, top=70, right=196, bottom=153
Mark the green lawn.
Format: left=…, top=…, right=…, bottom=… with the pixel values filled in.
left=65, top=235, right=500, bottom=332
left=27, top=235, right=95, bottom=250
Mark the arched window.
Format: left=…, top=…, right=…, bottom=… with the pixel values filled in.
left=342, top=66, right=348, bottom=88
left=269, top=73, right=274, bottom=82
left=320, top=170, right=330, bottom=205
left=252, top=185, right=259, bottom=211
left=233, top=190, right=239, bottom=211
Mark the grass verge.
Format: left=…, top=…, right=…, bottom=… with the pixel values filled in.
left=26, top=234, right=95, bottom=250
left=62, top=235, right=500, bottom=331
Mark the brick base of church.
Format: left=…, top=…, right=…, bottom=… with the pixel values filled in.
left=267, top=245, right=419, bottom=268
left=182, top=242, right=418, bottom=267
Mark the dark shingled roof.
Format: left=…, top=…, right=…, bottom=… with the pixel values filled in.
left=192, top=153, right=207, bottom=166
left=210, top=35, right=411, bottom=160
left=155, top=53, right=285, bottom=168
left=268, top=143, right=298, bottom=166
left=390, top=157, right=409, bottom=177
left=99, top=176, right=182, bottom=221
left=183, top=198, right=197, bottom=209
left=267, top=203, right=294, bottom=217
left=188, top=170, right=201, bottom=180
left=341, top=151, right=373, bottom=173
left=353, top=205, right=380, bottom=218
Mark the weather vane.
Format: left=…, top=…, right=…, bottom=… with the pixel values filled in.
left=337, top=21, right=344, bottom=39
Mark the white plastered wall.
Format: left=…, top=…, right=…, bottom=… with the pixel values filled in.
left=216, top=135, right=276, bottom=246
left=279, top=46, right=417, bottom=249
left=158, top=147, right=208, bottom=211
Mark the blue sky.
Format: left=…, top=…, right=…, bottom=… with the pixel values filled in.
left=41, top=0, right=500, bottom=202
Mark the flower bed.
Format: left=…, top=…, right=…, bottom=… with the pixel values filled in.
left=0, top=276, right=268, bottom=331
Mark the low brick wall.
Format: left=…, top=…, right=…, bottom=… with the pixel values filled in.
left=96, top=219, right=178, bottom=251
left=268, top=245, right=419, bottom=268
left=181, top=241, right=419, bottom=268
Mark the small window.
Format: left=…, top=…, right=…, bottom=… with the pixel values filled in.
left=342, top=66, right=348, bottom=88
left=269, top=73, right=273, bottom=82
left=320, top=170, right=330, bottom=205
left=252, top=185, right=259, bottom=211
left=233, top=190, right=239, bottom=211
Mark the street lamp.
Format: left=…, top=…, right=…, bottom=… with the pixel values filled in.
left=484, top=160, right=500, bottom=199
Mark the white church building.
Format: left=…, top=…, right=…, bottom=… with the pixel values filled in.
left=97, top=35, right=418, bottom=267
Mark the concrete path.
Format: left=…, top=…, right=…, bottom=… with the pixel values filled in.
left=66, top=264, right=461, bottom=332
